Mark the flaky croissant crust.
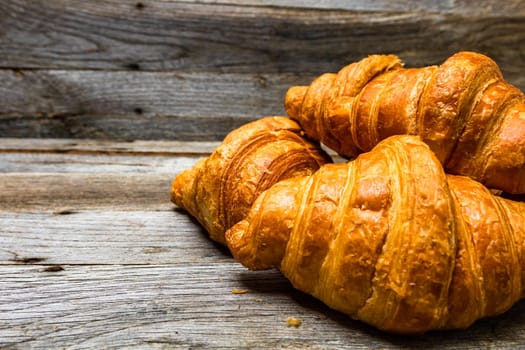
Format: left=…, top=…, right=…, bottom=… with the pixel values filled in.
left=226, top=135, right=525, bottom=334
left=171, top=116, right=331, bottom=244
left=285, top=51, right=525, bottom=194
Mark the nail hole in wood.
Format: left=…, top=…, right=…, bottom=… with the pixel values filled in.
left=134, top=107, right=144, bottom=115
left=42, top=265, right=65, bottom=273
left=125, top=63, right=141, bottom=70
left=53, top=209, right=76, bottom=215
left=136, top=2, right=144, bottom=10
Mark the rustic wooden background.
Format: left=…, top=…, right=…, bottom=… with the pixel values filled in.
left=2, top=0, right=525, bottom=141
left=1, top=1, right=525, bottom=348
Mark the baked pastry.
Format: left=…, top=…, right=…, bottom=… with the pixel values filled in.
left=226, top=135, right=525, bottom=333
left=171, top=116, right=331, bottom=244
left=285, top=52, right=525, bottom=194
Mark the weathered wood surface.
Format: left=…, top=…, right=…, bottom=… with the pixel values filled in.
left=2, top=139, right=525, bottom=349
left=2, top=1, right=524, bottom=73
left=1, top=0, right=524, bottom=140
left=0, top=138, right=220, bottom=154
left=2, top=0, right=525, bottom=347
left=0, top=70, right=297, bottom=140
left=2, top=264, right=525, bottom=349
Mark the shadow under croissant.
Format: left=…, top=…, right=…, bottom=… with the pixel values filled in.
left=236, top=269, right=525, bottom=346
left=224, top=134, right=525, bottom=334
left=172, top=206, right=233, bottom=258
left=175, top=197, right=525, bottom=342
left=235, top=270, right=383, bottom=336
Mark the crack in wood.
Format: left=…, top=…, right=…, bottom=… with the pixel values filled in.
left=41, top=265, right=65, bottom=273
left=12, top=256, right=47, bottom=264
left=52, top=209, right=78, bottom=216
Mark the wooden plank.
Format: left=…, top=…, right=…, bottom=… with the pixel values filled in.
left=173, top=0, right=525, bottom=15
left=0, top=113, right=263, bottom=141
left=0, top=70, right=298, bottom=140
left=0, top=70, right=291, bottom=118
left=0, top=210, right=230, bottom=265
left=2, top=67, right=524, bottom=141
left=0, top=1, right=523, bottom=78
left=0, top=138, right=220, bottom=155
left=1, top=264, right=525, bottom=349
left=0, top=152, right=200, bottom=173
left=0, top=140, right=523, bottom=347
left=0, top=173, right=174, bottom=212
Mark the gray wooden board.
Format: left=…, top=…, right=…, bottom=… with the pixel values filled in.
left=0, top=138, right=221, bottom=155
left=2, top=67, right=524, bottom=141
left=1, top=1, right=524, bottom=141
left=1, top=207, right=525, bottom=348
left=0, top=152, right=199, bottom=173
left=1, top=264, right=525, bottom=349
left=0, top=172, right=175, bottom=212
left=169, top=0, right=525, bottom=14
left=0, top=70, right=293, bottom=118
left=1, top=1, right=524, bottom=74
left=0, top=69, right=302, bottom=140
left=2, top=138, right=525, bottom=348
left=0, top=210, right=224, bottom=265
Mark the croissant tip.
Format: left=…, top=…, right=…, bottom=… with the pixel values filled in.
left=170, top=169, right=191, bottom=206
left=285, top=85, right=308, bottom=119
left=225, top=220, right=255, bottom=267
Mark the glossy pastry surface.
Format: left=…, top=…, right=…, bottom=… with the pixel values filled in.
left=226, top=135, right=525, bottom=333
left=285, top=52, right=525, bottom=194
left=171, top=116, right=331, bottom=244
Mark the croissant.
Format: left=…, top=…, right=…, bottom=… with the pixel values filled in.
left=225, top=135, right=525, bottom=334
left=170, top=116, right=331, bottom=244
left=285, top=51, right=525, bottom=194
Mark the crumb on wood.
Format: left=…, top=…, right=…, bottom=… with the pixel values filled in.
left=231, top=288, right=248, bottom=295
left=143, top=247, right=169, bottom=254
left=287, top=317, right=302, bottom=328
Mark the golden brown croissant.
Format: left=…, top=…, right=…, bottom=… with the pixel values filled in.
left=285, top=51, right=525, bottom=194
left=171, top=116, right=331, bottom=244
left=225, top=135, right=525, bottom=334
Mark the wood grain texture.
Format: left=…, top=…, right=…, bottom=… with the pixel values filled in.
left=0, top=210, right=228, bottom=265
left=1, top=1, right=524, bottom=140
left=1, top=262, right=525, bottom=348
left=0, top=152, right=199, bottom=173
left=0, top=138, right=220, bottom=155
left=0, top=70, right=297, bottom=140
left=0, top=149, right=336, bottom=174
left=0, top=70, right=288, bottom=118
left=2, top=66, right=524, bottom=141
left=0, top=172, right=174, bottom=212
left=1, top=0, right=524, bottom=75
left=2, top=138, right=525, bottom=348
left=173, top=0, right=525, bottom=15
